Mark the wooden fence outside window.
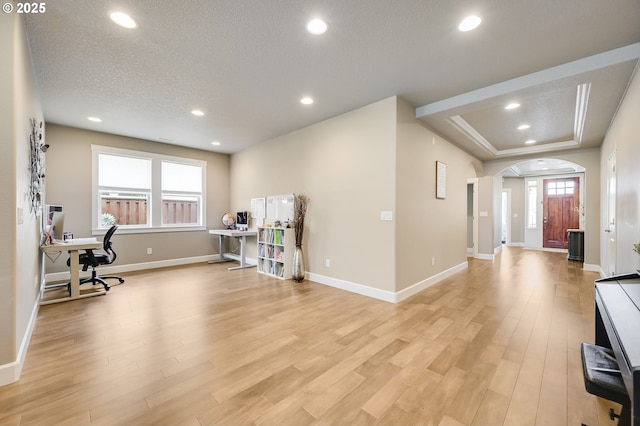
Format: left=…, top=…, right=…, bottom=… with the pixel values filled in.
left=102, top=197, right=198, bottom=225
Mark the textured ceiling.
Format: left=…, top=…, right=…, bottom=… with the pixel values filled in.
left=23, top=0, right=640, bottom=174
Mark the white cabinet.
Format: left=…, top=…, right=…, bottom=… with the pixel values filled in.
left=257, top=227, right=294, bottom=279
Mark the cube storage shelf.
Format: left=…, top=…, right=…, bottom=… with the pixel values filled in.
left=257, top=227, right=294, bottom=280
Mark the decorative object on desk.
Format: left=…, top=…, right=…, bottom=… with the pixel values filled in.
left=221, top=213, right=236, bottom=229
left=274, top=220, right=282, bottom=227
left=101, top=212, right=116, bottom=227
left=291, top=193, right=309, bottom=283
left=28, top=118, right=46, bottom=215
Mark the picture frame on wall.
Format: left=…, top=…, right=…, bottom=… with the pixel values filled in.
left=436, top=161, right=446, bottom=199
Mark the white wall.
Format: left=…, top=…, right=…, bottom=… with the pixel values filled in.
left=600, top=66, right=640, bottom=274
left=0, top=12, right=44, bottom=386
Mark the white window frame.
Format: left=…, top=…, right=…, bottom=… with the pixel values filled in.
left=526, top=179, right=538, bottom=229
left=92, top=145, right=207, bottom=234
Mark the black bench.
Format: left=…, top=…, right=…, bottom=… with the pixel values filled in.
left=581, top=342, right=630, bottom=426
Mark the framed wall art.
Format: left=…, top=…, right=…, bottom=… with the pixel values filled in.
left=436, top=161, right=446, bottom=199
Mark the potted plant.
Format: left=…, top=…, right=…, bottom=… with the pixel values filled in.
left=291, top=194, right=309, bottom=283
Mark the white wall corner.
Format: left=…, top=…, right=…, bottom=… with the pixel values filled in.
left=0, top=298, right=39, bottom=387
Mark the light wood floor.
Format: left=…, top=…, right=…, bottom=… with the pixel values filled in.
left=0, top=247, right=617, bottom=425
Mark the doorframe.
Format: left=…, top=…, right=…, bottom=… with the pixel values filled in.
left=467, top=178, right=479, bottom=258
left=502, top=188, right=512, bottom=245
left=606, top=151, right=617, bottom=276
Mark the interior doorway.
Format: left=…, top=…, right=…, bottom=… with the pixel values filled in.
left=467, top=179, right=478, bottom=258
left=542, top=177, right=580, bottom=249
left=606, top=152, right=617, bottom=276
left=501, top=189, right=511, bottom=245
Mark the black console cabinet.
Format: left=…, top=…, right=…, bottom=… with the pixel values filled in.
left=567, top=229, right=584, bottom=262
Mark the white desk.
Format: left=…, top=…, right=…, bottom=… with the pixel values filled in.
left=208, top=229, right=257, bottom=270
left=41, top=239, right=105, bottom=304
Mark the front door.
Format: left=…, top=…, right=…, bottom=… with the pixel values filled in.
left=543, top=177, right=580, bottom=249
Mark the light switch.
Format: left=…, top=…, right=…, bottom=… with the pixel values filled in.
left=380, top=211, right=393, bottom=221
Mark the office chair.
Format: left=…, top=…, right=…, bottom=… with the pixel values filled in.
left=67, top=225, right=125, bottom=292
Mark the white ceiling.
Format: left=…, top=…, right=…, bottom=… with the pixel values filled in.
left=23, top=1, right=640, bottom=175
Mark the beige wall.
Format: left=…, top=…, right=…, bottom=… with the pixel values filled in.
left=0, top=12, right=44, bottom=380
left=44, top=125, right=230, bottom=274
left=600, top=67, right=640, bottom=275
left=231, top=96, right=479, bottom=294
left=231, top=97, right=397, bottom=292
left=395, top=98, right=478, bottom=291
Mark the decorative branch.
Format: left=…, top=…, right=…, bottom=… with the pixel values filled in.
left=28, top=118, right=45, bottom=215
left=292, top=194, right=309, bottom=247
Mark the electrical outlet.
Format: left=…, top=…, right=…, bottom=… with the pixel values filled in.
left=431, top=257, right=435, bottom=267
left=326, top=258, right=331, bottom=268
left=147, top=248, right=152, bottom=255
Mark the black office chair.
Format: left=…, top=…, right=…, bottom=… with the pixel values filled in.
left=67, top=225, right=125, bottom=292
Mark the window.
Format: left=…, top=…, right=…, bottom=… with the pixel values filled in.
left=92, top=145, right=206, bottom=232
left=161, top=161, right=202, bottom=226
left=546, top=179, right=575, bottom=195
left=98, top=153, right=151, bottom=227
left=526, top=180, right=537, bottom=228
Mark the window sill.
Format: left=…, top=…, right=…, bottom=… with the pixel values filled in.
left=92, top=226, right=206, bottom=236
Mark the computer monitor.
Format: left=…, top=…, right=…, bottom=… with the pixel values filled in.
left=45, top=204, right=63, bottom=226
left=236, top=211, right=248, bottom=230
left=50, top=211, right=65, bottom=241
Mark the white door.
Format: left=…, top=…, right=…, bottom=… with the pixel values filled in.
left=502, top=189, right=511, bottom=245
left=606, top=152, right=617, bottom=276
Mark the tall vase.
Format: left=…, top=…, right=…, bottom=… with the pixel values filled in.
left=292, top=245, right=305, bottom=283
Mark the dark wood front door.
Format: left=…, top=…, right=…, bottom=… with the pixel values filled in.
left=543, top=177, right=580, bottom=249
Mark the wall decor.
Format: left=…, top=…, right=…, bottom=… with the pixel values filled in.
left=436, top=161, right=447, bottom=199
left=28, top=118, right=46, bottom=215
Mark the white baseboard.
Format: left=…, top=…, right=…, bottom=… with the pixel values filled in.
left=0, top=298, right=39, bottom=387
left=306, top=272, right=397, bottom=303
left=307, top=261, right=468, bottom=304
left=475, top=253, right=495, bottom=261
left=583, top=263, right=602, bottom=274
left=45, top=254, right=223, bottom=283
left=394, top=261, right=468, bottom=303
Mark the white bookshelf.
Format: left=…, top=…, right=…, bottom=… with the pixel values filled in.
left=257, top=227, right=294, bottom=280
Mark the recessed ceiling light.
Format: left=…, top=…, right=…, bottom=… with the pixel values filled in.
left=300, top=97, right=314, bottom=105
left=88, top=117, right=102, bottom=122
left=505, top=103, right=520, bottom=110
left=458, top=15, right=481, bottom=32
left=525, top=140, right=537, bottom=145
left=191, top=110, right=205, bottom=116
left=211, top=141, right=221, bottom=146
left=307, top=18, right=327, bottom=35
left=109, top=11, right=137, bottom=29
left=517, top=124, right=530, bottom=130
